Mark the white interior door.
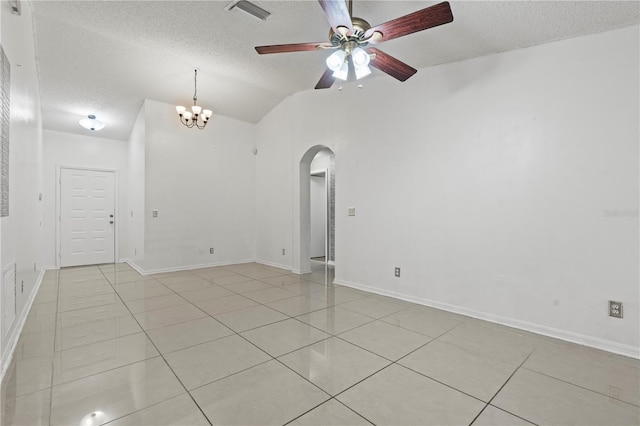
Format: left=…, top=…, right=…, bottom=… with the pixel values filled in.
left=60, top=168, right=115, bottom=267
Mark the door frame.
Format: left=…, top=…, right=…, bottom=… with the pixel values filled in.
left=55, top=166, right=119, bottom=269
left=310, top=168, right=329, bottom=262
left=295, top=145, right=335, bottom=274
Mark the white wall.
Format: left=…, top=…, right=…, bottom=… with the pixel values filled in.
left=255, top=25, right=639, bottom=357
left=0, top=1, right=44, bottom=369
left=254, top=100, right=294, bottom=268
left=126, top=104, right=145, bottom=264
left=42, top=130, right=129, bottom=267
left=139, top=99, right=256, bottom=272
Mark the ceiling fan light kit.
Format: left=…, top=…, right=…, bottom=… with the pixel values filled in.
left=255, top=0, right=454, bottom=89
left=325, top=42, right=372, bottom=81
left=176, top=69, right=213, bottom=130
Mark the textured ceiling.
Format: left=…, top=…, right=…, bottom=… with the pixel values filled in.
left=30, top=0, right=639, bottom=141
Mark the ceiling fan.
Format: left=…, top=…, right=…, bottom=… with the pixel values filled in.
left=255, top=0, right=454, bottom=89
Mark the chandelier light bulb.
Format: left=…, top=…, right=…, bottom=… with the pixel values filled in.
left=352, top=47, right=370, bottom=67
left=191, top=105, right=202, bottom=115
left=176, top=106, right=186, bottom=115
left=183, top=111, right=193, bottom=121
left=326, top=50, right=346, bottom=72
left=354, top=64, right=372, bottom=80
left=332, top=61, right=349, bottom=81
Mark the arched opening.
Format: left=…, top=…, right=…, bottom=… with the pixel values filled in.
left=297, top=145, right=335, bottom=279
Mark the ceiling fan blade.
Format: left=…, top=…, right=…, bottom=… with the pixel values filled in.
left=318, top=0, right=353, bottom=35
left=255, top=42, right=334, bottom=54
left=365, top=1, right=453, bottom=43
left=368, top=47, right=417, bottom=82
left=315, top=68, right=336, bottom=90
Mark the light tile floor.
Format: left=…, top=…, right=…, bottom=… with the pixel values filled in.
left=1, top=262, right=639, bottom=425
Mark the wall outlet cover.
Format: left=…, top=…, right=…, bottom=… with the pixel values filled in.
left=609, top=301, right=623, bottom=318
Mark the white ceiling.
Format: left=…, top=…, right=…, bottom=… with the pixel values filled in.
left=30, top=0, right=639, bottom=141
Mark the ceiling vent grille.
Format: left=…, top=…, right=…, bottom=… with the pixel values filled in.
left=226, top=0, right=270, bottom=21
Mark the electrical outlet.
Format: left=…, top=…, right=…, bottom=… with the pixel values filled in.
left=282, top=248, right=286, bottom=255
left=210, top=248, right=214, bottom=254
left=21, top=280, right=24, bottom=293
left=394, top=267, right=401, bottom=277
left=152, top=210, right=158, bottom=218
left=348, top=207, right=356, bottom=216
left=134, top=248, right=137, bottom=256
left=609, top=301, right=623, bottom=318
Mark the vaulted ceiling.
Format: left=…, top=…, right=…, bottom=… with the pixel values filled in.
left=30, top=1, right=639, bottom=140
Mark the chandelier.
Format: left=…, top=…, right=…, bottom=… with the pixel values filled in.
left=176, top=69, right=212, bottom=129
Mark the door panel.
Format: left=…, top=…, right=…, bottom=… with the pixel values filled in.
left=60, top=168, right=115, bottom=267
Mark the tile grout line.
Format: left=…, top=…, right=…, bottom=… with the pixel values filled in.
left=49, top=266, right=494, bottom=426
left=157, top=270, right=386, bottom=424
left=467, top=349, right=539, bottom=426
left=47, top=268, right=61, bottom=426
left=518, top=366, right=640, bottom=409
left=282, top=395, right=376, bottom=426
left=120, top=266, right=333, bottom=422
left=46, top=264, right=607, bottom=426
left=96, top=264, right=215, bottom=426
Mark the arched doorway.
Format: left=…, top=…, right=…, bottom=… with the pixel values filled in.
left=297, top=145, right=335, bottom=276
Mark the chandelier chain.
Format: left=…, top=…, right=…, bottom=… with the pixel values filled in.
left=193, top=69, right=198, bottom=104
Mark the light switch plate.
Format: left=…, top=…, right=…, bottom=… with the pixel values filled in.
left=348, top=207, right=356, bottom=216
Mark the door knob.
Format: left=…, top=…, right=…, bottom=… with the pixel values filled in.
left=109, top=214, right=114, bottom=218
left=110, top=221, right=114, bottom=224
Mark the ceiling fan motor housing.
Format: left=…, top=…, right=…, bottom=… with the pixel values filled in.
left=329, top=17, right=372, bottom=47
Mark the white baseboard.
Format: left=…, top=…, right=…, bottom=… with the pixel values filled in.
left=255, top=259, right=293, bottom=272
left=292, top=268, right=312, bottom=275
left=125, top=259, right=256, bottom=275
left=0, top=267, right=49, bottom=384
left=333, top=278, right=640, bottom=360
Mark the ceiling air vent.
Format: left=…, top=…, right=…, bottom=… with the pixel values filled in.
left=225, top=0, right=270, bottom=21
